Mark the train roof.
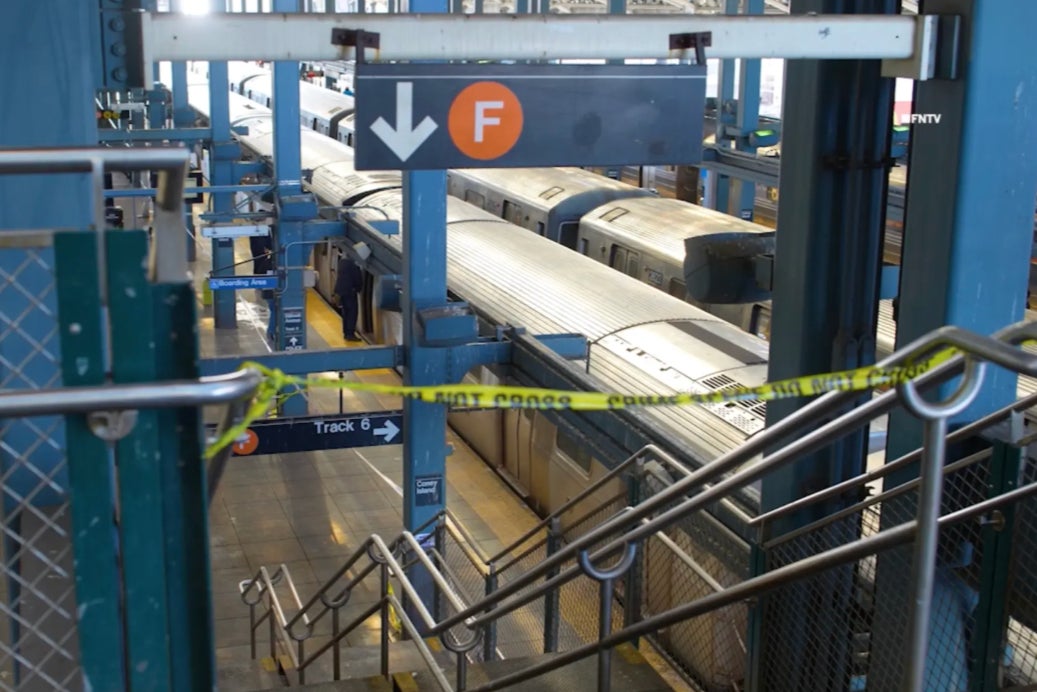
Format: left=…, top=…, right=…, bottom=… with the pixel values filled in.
left=351, top=189, right=756, bottom=344
left=187, top=84, right=272, bottom=129
left=580, top=196, right=775, bottom=265
left=448, top=167, right=652, bottom=215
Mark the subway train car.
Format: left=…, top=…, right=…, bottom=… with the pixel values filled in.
left=200, top=62, right=357, bottom=143
left=444, top=167, right=654, bottom=246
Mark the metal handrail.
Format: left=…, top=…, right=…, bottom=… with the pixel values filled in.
left=462, top=477, right=1037, bottom=692
left=423, top=322, right=1037, bottom=635
left=239, top=323, right=1037, bottom=690
left=0, top=368, right=262, bottom=418
left=486, top=443, right=708, bottom=572
left=762, top=446, right=994, bottom=551
left=750, top=388, right=1037, bottom=528
left=280, top=510, right=444, bottom=637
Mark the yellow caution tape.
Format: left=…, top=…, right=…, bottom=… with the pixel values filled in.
left=205, top=346, right=966, bottom=460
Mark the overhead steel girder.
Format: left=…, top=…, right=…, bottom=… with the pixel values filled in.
left=139, top=12, right=944, bottom=78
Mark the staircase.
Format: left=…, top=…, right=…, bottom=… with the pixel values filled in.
left=230, top=321, right=1037, bottom=691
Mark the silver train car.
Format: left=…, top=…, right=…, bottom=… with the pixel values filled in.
left=445, top=167, right=654, bottom=247
left=201, top=61, right=357, bottom=143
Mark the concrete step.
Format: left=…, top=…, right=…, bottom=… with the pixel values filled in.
left=216, top=652, right=289, bottom=691
left=253, top=640, right=454, bottom=690
left=394, top=643, right=673, bottom=691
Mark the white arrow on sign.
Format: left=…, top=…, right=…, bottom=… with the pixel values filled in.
left=374, top=419, right=400, bottom=443
left=370, top=82, right=437, bottom=162
left=288, top=336, right=299, bottom=347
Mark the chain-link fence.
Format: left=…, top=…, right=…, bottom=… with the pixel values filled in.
left=1003, top=451, right=1037, bottom=689
left=0, top=241, right=81, bottom=692
left=756, top=434, right=1037, bottom=692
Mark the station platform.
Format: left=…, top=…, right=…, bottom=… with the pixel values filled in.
left=189, top=235, right=688, bottom=690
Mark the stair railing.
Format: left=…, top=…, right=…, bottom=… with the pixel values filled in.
left=238, top=321, right=1037, bottom=691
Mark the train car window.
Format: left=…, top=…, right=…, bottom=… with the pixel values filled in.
left=609, top=245, right=628, bottom=272
left=535, top=222, right=545, bottom=236
left=556, top=431, right=592, bottom=473
left=464, top=190, right=486, bottom=208
left=668, top=278, right=687, bottom=299
left=578, top=238, right=589, bottom=255
left=626, top=252, right=640, bottom=278
left=751, top=304, right=772, bottom=339
left=503, top=201, right=523, bottom=226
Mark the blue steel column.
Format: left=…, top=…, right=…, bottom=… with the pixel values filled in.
left=272, top=0, right=312, bottom=416
left=168, top=2, right=195, bottom=127
left=750, top=0, right=896, bottom=689
left=0, top=2, right=124, bottom=687
left=709, top=1, right=737, bottom=214
left=869, top=2, right=1037, bottom=688
left=402, top=0, right=450, bottom=616
left=733, top=0, right=762, bottom=221
left=208, top=1, right=237, bottom=329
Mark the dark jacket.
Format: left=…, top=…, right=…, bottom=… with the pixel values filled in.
left=335, top=257, right=363, bottom=297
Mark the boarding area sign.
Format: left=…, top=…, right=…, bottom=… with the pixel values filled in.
left=354, top=63, right=706, bottom=170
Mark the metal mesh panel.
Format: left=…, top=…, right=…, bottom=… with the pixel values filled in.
left=1002, top=453, right=1037, bottom=688
left=0, top=243, right=81, bottom=691
left=637, top=466, right=751, bottom=690
left=759, top=449, right=993, bottom=692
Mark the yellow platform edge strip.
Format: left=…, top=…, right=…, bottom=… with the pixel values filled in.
left=204, top=344, right=976, bottom=460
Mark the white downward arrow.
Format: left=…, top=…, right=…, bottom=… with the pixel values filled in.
left=370, top=82, right=437, bottom=162
left=374, top=419, right=400, bottom=443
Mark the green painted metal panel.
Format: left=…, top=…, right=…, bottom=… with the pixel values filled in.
left=106, top=230, right=174, bottom=690
left=152, top=279, right=217, bottom=690
left=53, top=231, right=127, bottom=690
left=970, top=439, right=1020, bottom=691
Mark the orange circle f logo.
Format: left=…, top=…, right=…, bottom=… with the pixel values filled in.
left=448, top=82, right=524, bottom=161
left=232, top=429, right=259, bottom=456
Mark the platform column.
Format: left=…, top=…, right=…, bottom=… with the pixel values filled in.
left=401, top=0, right=450, bottom=622
left=733, top=0, right=762, bottom=221
left=871, top=1, right=1037, bottom=689
left=168, top=1, right=195, bottom=127
left=0, top=2, right=123, bottom=687
left=750, top=1, right=897, bottom=690
left=208, top=1, right=238, bottom=329
left=272, top=0, right=311, bottom=416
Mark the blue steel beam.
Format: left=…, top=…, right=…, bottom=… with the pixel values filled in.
left=200, top=345, right=402, bottom=376
left=751, top=0, right=897, bottom=688
left=871, top=1, right=1037, bottom=688
left=99, top=127, right=212, bottom=142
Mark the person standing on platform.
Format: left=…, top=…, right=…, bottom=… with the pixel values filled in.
left=335, top=254, right=363, bottom=342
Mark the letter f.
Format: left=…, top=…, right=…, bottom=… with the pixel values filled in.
left=474, top=100, right=504, bottom=142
